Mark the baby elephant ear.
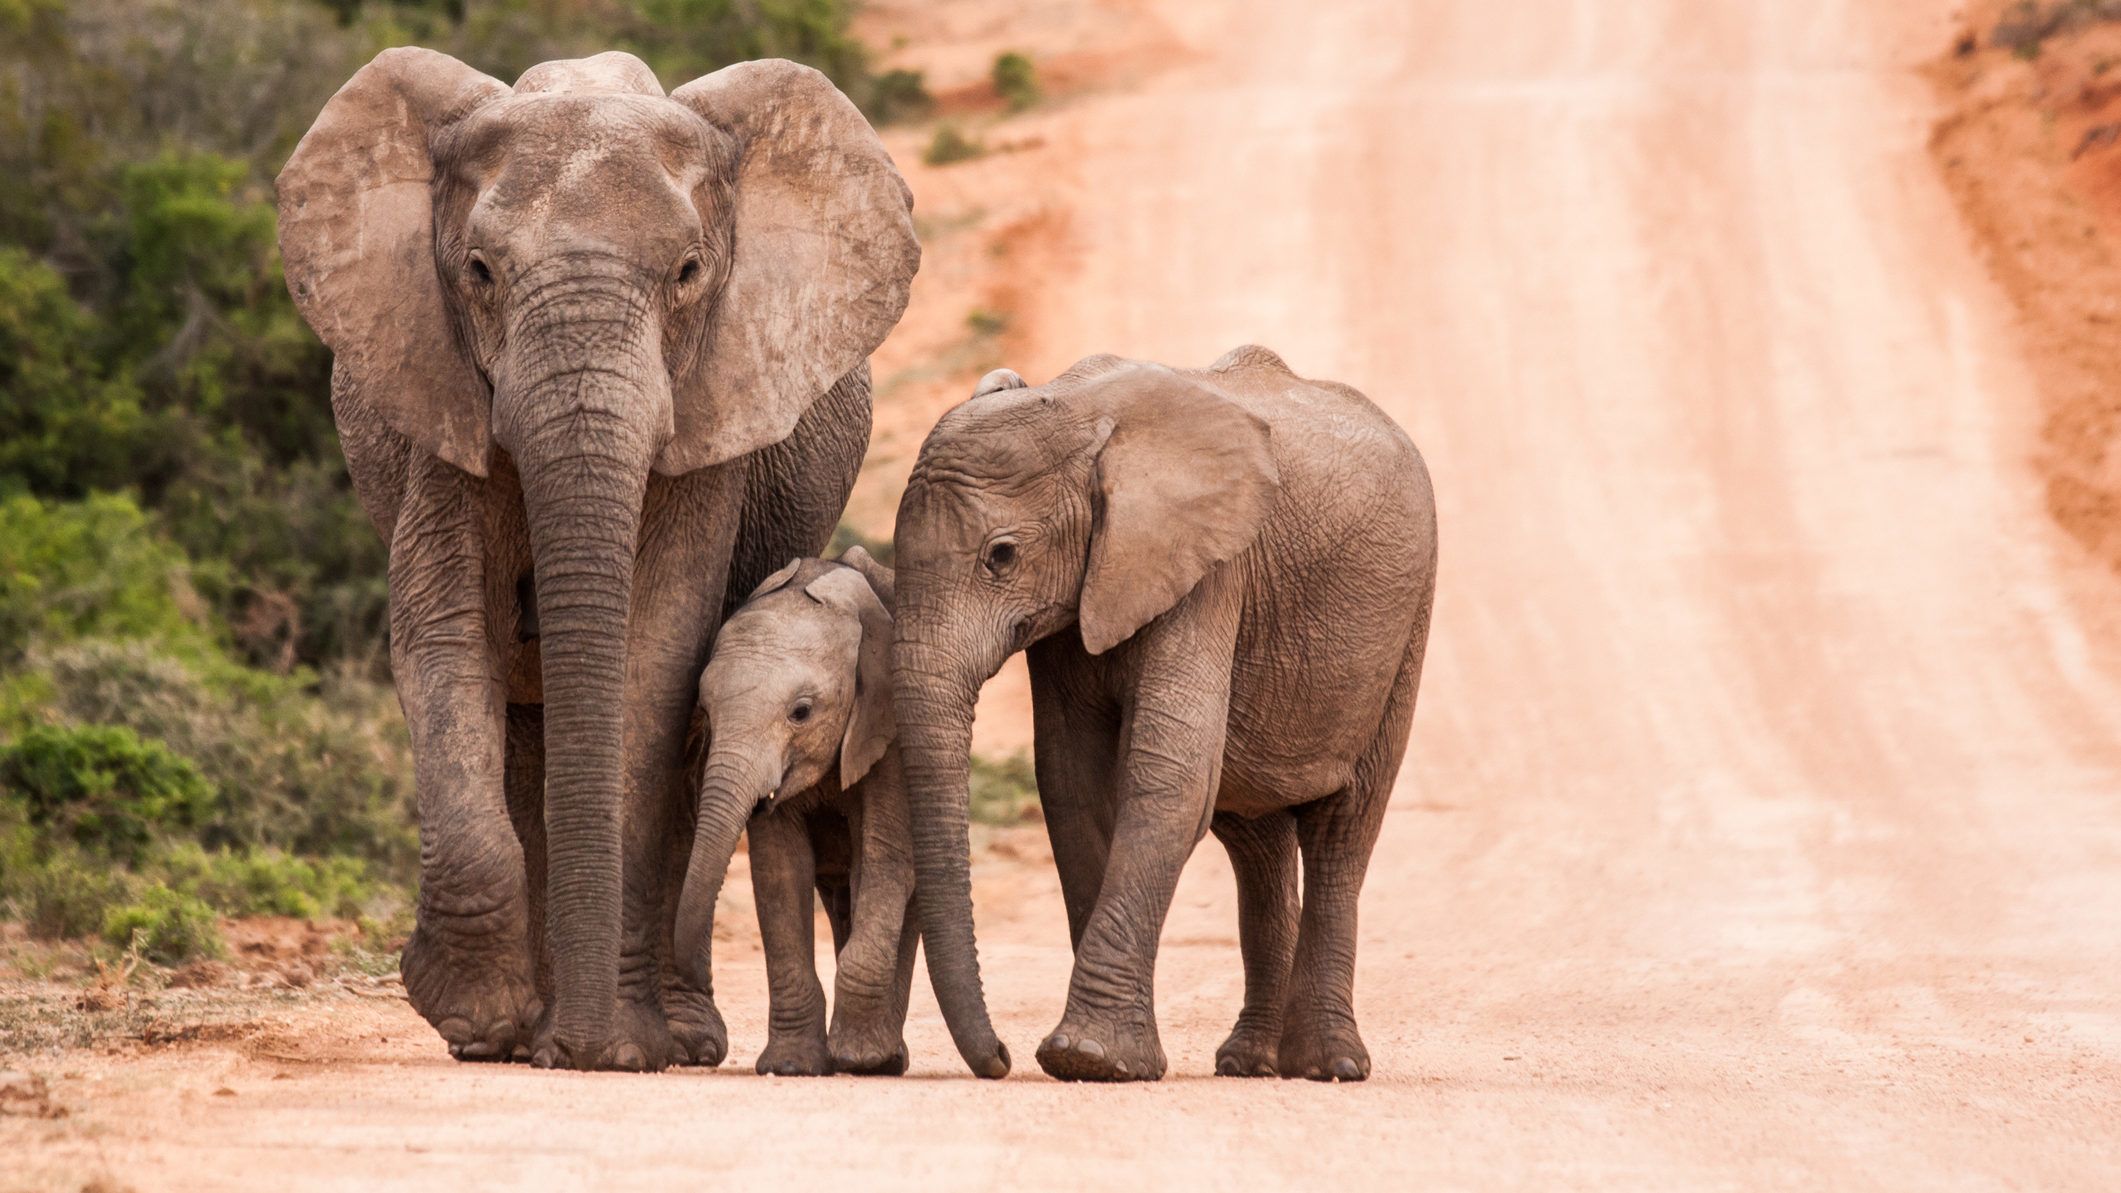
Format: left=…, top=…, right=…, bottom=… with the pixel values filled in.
left=1079, top=368, right=1280, bottom=654
left=972, top=368, right=1026, bottom=398
left=746, top=557, right=804, bottom=601
left=835, top=543, right=895, bottom=604
left=804, top=565, right=896, bottom=788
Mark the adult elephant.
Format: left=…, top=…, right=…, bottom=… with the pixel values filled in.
left=276, top=48, right=917, bottom=1071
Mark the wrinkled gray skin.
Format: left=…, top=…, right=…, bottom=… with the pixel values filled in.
left=674, top=547, right=917, bottom=1076
left=894, top=347, right=1436, bottom=1082
left=274, top=49, right=917, bottom=1071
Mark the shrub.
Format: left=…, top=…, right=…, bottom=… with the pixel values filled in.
left=865, top=67, right=934, bottom=124
left=6, top=640, right=417, bottom=881
left=14, top=845, right=138, bottom=941
left=923, top=123, right=987, bottom=167
left=0, top=724, right=217, bottom=863
left=0, top=494, right=212, bottom=665
left=102, top=884, right=224, bottom=963
left=966, top=307, right=1010, bottom=336
left=155, top=842, right=374, bottom=919
left=970, top=752, right=1040, bottom=825
left=992, top=51, right=1039, bottom=112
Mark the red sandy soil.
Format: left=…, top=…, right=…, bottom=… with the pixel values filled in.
left=1929, top=1, right=2121, bottom=596
left=7, top=1, right=2121, bottom=1189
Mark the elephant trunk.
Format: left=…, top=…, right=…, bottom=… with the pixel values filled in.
left=495, top=274, right=669, bottom=1067
left=893, top=627, right=1011, bottom=1079
left=675, top=743, right=776, bottom=991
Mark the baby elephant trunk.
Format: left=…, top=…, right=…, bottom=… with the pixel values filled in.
left=675, top=743, right=780, bottom=991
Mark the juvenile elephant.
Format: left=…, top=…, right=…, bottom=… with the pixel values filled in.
left=893, top=347, right=1436, bottom=1082
left=674, top=547, right=917, bottom=1076
left=275, top=49, right=918, bottom=1070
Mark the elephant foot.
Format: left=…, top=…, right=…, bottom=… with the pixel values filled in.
left=527, top=997, right=676, bottom=1072
left=400, top=920, right=538, bottom=1064
left=1213, top=1019, right=1283, bottom=1078
left=1035, top=1013, right=1166, bottom=1082
left=663, top=985, right=728, bottom=1067
left=827, top=1018, right=909, bottom=1076
left=756, top=1031, right=834, bottom=1077
left=1277, top=1019, right=1370, bottom=1083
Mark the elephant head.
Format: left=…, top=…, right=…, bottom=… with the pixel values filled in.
left=674, top=547, right=898, bottom=991
left=891, top=358, right=1280, bottom=1077
left=275, top=49, right=917, bottom=1062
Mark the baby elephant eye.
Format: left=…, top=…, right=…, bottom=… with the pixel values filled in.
left=983, top=537, right=1019, bottom=576
left=788, top=700, right=814, bottom=725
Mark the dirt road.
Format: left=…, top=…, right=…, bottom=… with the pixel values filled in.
left=12, top=1, right=2121, bottom=1188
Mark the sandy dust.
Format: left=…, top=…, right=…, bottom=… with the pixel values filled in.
left=7, top=0, right=2121, bottom=1189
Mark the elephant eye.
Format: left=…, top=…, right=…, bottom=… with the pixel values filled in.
left=467, top=252, right=494, bottom=287
left=676, top=251, right=703, bottom=287
left=789, top=699, right=814, bottom=725
left=983, top=537, right=1019, bottom=577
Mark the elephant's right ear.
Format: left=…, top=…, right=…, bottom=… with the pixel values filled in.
left=276, top=48, right=508, bottom=477
left=1079, top=370, right=1280, bottom=655
left=663, top=61, right=920, bottom=475
left=835, top=544, right=895, bottom=605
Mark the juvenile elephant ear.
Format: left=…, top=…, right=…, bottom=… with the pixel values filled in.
left=1079, top=369, right=1281, bottom=655
left=276, top=48, right=509, bottom=477
left=805, top=565, right=897, bottom=788
left=835, top=544, right=895, bottom=605
left=663, top=61, right=920, bottom=474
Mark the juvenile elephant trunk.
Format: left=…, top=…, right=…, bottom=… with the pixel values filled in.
left=496, top=289, right=669, bottom=1068
left=675, top=745, right=776, bottom=991
left=894, top=633, right=1011, bottom=1078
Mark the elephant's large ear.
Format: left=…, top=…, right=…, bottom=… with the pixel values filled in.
left=805, top=565, right=897, bottom=788
left=276, top=48, right=508, bottom=477
left=1079, top=371, right=1280, bottom=655
left=663, top=61, right=919, bottom=475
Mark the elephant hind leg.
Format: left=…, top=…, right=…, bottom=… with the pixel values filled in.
left=1277, top=631, right=1428, bottom=1083
left=1210, top=809, right=1299, bottom=1077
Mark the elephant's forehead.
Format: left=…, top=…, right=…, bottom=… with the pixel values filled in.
left=455, top=95, right=713, bottom=191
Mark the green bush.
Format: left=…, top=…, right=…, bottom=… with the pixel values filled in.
left=0, top=494, right=212, bottom=665
left=866, top=68, right=933, bottom=124
left=992, top=51, right=1039, bottom=112
left=102, top=884, right=224, bottom=963
left=14, top=845, right=138, bottom=941
left=970, top=752, right=1040, bottom=825
left=924, top=123, right=987, bottom=167
left=155, top=842, right=374, bottom=919
left=0, top=724, right=217, bottom=863
left=5, top=640, right=417, bottom=880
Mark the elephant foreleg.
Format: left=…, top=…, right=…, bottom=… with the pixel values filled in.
left=751, top=810, right=833, bottom=1076
left=622, top=468, right=743, bottom=1069
left=828, top=754, right=915, bottom=1075
left=391, top=462, right=536, bottom=1062
left=1035, top=580, right=1241, bottom=1083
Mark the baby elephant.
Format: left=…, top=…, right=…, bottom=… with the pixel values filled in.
left=674, top=547, right=918, bottom=1076
left=894, top=347, right=1436, bottom=1083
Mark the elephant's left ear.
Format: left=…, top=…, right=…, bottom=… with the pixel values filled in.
left=805, top=566, right=897, bottom=788
left=661, top=61, right=920, bottom=475
left=1080, top=368, right=1281, bottom=655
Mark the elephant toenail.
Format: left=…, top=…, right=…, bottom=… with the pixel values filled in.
left=1330, top=1058, right=1364, bottom=1082
left=1047, top=1033, right=1070, bottom=1052
left=436, top=1016, right=474, bottom=1045
left=1217, top=1056, right=1240, bottom=1076
left=1113, top=1060, right=1130, bottom=1077
left=613, top=1044, right=646, bottom=1071
left=1077, top=1038, right=1104, bottom=1059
